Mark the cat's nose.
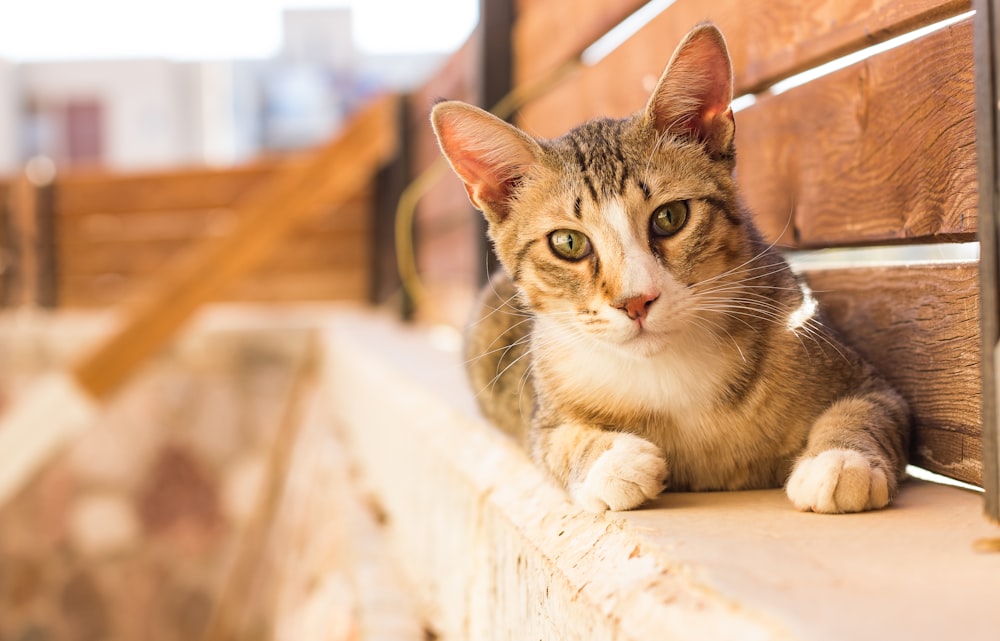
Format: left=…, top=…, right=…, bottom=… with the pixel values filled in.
left=614, top=292, right=660, bottom=321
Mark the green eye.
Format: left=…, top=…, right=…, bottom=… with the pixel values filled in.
left=549, top=229, right=592, bottom=261
left=651, top=201, right=689, bottom=237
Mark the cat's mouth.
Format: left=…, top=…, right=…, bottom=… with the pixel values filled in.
left=614, top=321, right=671, bottom=356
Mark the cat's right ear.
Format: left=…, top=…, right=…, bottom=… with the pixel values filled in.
left=645, top=23, right=735, bottom=159
left=431, top=101, right=542, bottom=224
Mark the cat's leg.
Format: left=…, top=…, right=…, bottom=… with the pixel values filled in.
left=533, top=421, right=667, bottom=512
left=786, top=390, right=909, bottom=513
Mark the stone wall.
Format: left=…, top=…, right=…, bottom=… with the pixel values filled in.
left=0, top=317, right=315, bottom=640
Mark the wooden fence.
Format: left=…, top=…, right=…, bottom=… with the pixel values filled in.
left=0, top=163, right=373, bottom=308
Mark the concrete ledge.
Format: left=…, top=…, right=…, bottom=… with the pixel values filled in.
left=321, top=311, right=1000, bottom=641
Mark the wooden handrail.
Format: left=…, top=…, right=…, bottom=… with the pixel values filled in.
left=71, top=94, right=398, bottom=399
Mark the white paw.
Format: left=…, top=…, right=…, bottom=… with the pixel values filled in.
left=786, top=448, right=890, bottom=514
left=571, top=433, right=667, bottom=512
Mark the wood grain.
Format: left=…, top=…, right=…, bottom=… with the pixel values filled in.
left=804, top=263, right=981, bottom=485
left=513, top=0, right=645, bottom=86
left=726, top=0, right=969, bottom=93
left=516, top=0, right=970, bottom=137
left=738, top=19, right=976, bottom=247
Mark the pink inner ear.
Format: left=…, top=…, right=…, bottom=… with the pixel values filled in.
left=451, top=147, right=518, bottom=208
left=433, top=105, right=538, bottom=219
left=681, top=46, right=731, bottom=133
left=648, top=25, right=734, bottom=146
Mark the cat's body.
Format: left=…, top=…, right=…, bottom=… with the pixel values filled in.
left=434, top=24, right=909, bottom=513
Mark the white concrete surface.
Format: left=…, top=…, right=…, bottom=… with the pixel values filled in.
left=322, top=310, right=1000, bottom=641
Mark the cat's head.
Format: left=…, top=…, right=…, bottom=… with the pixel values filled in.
left=433, top=24, right=762, bottom=357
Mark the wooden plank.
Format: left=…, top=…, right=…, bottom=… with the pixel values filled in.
left=57, top=232, right=369, bottom=277
left=725, top=0, right=969, bottom=93
left=53, top=162, right=281, bottom=216
left=805, top=263, right=981, bottom=485
left=516, top=0, right=970, bottom=136
left=513, top=0, right=645, bottom=94
left=738, top=19, right=976, bottom=247
left=70, top=94, right=397, bottom=398
left=56, top=196, right=370, bottom=243
left=53, top=192, right=372, bottom=309
left=59, top=267, right=371, bottom=308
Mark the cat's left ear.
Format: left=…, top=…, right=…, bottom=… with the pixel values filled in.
left=431, top=101, right=543, bottom=224
left=645, top=23, right=735, bottom=159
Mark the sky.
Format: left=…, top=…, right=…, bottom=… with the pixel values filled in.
left=0, top=0, right=479, bottom=61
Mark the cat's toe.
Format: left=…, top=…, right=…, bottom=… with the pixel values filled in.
left=786, top=448, right=890, bottom=514
left=572, top=433, right=667, bottom=512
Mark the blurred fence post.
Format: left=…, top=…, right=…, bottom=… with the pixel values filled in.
left=477, top=0, right=515, bottom=285
left=6, top=157, right=57, bottom=309
left=0, top=180, right=11, bottom=306
left=372, top=95, right=414, bottom=319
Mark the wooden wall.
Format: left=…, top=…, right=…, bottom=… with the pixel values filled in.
left=512, top=0, right=979, bottom=484
left=2, top=162, right=372, bottom=308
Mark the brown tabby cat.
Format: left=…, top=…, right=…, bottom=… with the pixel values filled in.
left=431, top=23, right=909, bottom=513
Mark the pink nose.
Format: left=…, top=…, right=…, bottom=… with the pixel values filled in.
left=614, top=292, right=659, bottom=321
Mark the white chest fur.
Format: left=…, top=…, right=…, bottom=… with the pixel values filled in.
left=532, top=317, right=735, bottom=421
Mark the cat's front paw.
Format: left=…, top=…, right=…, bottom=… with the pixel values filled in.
left=786, top=448, right=890, bottom=513
left=571, top=433, right=667, bottom=512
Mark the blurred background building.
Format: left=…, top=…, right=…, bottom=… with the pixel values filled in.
left=0, top=6, right=450, bottom=173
